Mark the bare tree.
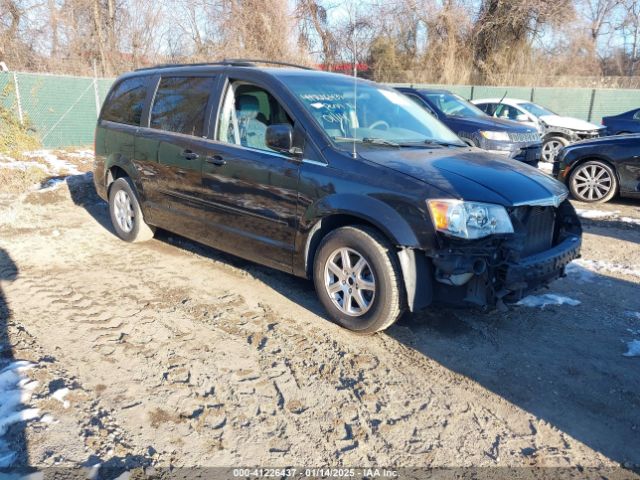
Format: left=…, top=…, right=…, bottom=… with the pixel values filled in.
left=295, top=0, right=338, bottom=68
left=622, top=0, right=640, bottom=74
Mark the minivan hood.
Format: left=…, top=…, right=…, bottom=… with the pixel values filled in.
left=359, top=147, right=568, bottom=207
left=446, top=115, right=537, bottom=133
left=539, top=115, right=600, bottom=131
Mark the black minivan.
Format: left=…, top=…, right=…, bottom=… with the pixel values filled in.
left=94, top=60, right=582, bottom=334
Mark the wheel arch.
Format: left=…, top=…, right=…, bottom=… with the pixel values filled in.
left=106, top=165, right=129, bottom=194
left=104, top=156, right=147, bottom=204
left=543, top=131, right=572, bottom=143
left=300, top=197, right=433, bottom=313
left=565, top=155, right=620, bottom=187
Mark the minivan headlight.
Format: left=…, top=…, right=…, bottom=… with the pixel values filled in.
left=480, top=130, right=510, bottom=141
left=427, top=200, right=514, bottom=239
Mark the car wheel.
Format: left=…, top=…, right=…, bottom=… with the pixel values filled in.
left=313, top=226, right=405, bottom=334
left=108, top=177, right=155, bottom=242
left=569, top=160, right=618, bottom=203
left=541, top=136, right=569, bottom=162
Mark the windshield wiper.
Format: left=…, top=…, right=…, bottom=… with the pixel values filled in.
left=335, top=137, right=462, bottom=149
left=362, top=137, right=401, bottom=147
left=423, top=139, right=466, bottom=148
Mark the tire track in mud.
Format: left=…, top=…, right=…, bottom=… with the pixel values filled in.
left=0, top=178, right=632, bottom=468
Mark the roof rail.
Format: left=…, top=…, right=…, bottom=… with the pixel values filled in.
left=222, top=59, right=314, bottom=70
left=134, top=59, right=313, bottom=72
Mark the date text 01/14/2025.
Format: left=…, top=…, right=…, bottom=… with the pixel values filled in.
left=231, top=468, right=399, bottom=478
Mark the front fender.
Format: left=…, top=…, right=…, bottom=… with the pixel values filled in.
left=294, top=193, right=435, bottom=312
left=308, top=193, right=425, bottom=246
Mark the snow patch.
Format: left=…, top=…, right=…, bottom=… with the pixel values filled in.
left=37, top=177, right=67, bottom=192
left=0, top=361, right=40, bottom=467
left=1, top=149, right=89, bottom=178
left=0, top=159, right=50, bottom=172
left=565, top=261, right=597, bottom=283
left=85, top=463, right=101, bottom=480
left=576, top=208, right=640, bottom=225
left=537, top=162, right=553, bottom=174
left=39, top=414, right=56, bottom=424
left=63, top=149, right=94, bottom=160
left=22, top=150, right=82, bottom=176
left=114, top=471, right=131, bottom=480
left=576, top=208, right=619, bottom=219
left=623, top=340, right=640, bottom=357
left=51, top=387, right=70, bottom=409
left=516, top=294, right=581, bottom=308
left=573, top=259, right=640, bottom=279
left=619, top=216, right=640, bottom=226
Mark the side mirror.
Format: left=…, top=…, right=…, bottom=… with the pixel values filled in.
left=516, top=114, right=529, bottom=122
left=266, top=124, right=294, bottom=154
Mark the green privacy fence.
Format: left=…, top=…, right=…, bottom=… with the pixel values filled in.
left=0, top=72, right=114, bottom=149
left=394, top=83, right=640, bottom=127
left=3, top=71, right=640, bottom=148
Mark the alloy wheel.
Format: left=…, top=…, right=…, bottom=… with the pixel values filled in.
left=324, top=247, right=376, bottom=317
left=571, top=164, right=613, bottom=201
left=542, top=139, right=564, bottom=162
left=113, top=189, right=134, bottom=232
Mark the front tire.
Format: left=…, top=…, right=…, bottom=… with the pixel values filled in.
left=108, top=177, right=155, bottom=242
left=569, top=160, right=618, bottom=203
left=313, top=226, right=405, bottom=334
left=542, top=136, right=569, bottom=162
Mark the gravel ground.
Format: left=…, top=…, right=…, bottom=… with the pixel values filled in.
left=0, top=157, right=639, bottom=475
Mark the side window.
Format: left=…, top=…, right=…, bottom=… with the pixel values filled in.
left=150, top=76, right=216, bottom=137
left=216, top=81, right=293, bottom=152
left=633, top=110, right=640, bottom=121
left=102, top=76, right=148, bottom=126
left=477, top=103, right=496, bottom=116
left=496, top=104, right=520, bottom=121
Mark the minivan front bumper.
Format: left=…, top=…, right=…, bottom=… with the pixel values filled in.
left=500, top=234, right=581, bottom=298
left=425, top=200, right=582, bottom=308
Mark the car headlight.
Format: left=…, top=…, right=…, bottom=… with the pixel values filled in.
left=480, top=130, right=510, bottom=141
left=427, top=200, right=514, bottom=239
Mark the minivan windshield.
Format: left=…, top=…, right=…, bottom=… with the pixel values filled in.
left=283, top=75, right=465, bottom=148
left=423, top=92, right=486, bottom=118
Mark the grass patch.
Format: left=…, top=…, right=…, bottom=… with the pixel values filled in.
left=0, top=83, right=41, bottom=157
left=0, top=165, right=49, bottom=193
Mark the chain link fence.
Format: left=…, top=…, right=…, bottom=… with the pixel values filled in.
left=395, top=83, right=640, bottom=127
left=0, top=71, right=114, bottom=149
left=3, top=71, right=640, bottom=148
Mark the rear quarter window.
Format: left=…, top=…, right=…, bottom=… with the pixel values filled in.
left=150, top=76, right=216, bottom=137
left=101, top=76, right=148, bottom=126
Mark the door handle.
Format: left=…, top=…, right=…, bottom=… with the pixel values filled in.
left=206, top=155, right=227, bottom=166
left=182, top=149, right=199, bottom=160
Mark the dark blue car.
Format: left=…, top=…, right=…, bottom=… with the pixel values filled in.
left=602, top=108, right=640, bottom=135
left=396, top=88, right=542, bottom=166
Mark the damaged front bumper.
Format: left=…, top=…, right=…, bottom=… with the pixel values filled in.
left=425, top=200, right=582, bottom=308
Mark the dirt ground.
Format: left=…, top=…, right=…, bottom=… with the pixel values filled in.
left=0, top=162, right=639, bottom=474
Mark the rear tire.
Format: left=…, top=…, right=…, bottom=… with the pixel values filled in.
left=313, top=226, right=405, bottom=334
left=569, top=160, right=618, bottom=203
left=108, top=177, right=155, bottom=242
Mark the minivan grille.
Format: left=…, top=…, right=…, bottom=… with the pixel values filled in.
left=508, top=132, right=540, bottom=143
left=512, top=206, right=556, bottom=256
